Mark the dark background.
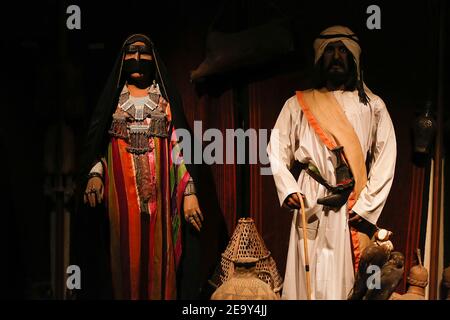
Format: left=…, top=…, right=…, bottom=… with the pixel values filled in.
left=2, top=0, right=449, bottom=299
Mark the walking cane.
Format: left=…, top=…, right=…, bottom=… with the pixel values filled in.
left=298, top=193, right=312, bottom=300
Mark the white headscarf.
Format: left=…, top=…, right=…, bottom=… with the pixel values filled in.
left=313, top=25, right=371, bottom=104
left=314, top=26, right=361, bottom=69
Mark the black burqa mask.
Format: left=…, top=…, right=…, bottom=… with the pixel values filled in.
left=79, top=33, right=199, bottom=188
left=122, top=43, right=156, bottom=89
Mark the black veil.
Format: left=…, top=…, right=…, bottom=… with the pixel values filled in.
left=79, top=33, right=199, bottom=186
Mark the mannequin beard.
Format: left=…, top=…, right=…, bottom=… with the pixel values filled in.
left=326, top=70, right=349, bottom=88
left=323, top=58, right=351, bottom=89
left=123, top=59, right=156, bottom=89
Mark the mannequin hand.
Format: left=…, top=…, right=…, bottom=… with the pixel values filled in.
left=83, top=176, right=104, bottom=208
left=348, top=211, right=363, bottom=226
left=283, top=193, right=305, bottom=210
left=184, top=194, right=204, bottom=232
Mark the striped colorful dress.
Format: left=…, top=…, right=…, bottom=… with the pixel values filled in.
left=102, top=85, right=190, bottom=299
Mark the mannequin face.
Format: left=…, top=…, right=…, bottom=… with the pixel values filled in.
left=124, top=41, right=153, bottom=79
left=122, top=41, right=156, bottom=89
left=322, top=41, right=349, bottom=75
left=321, top=41, right=352, bottom=90
left=124, top=42, right=153, bottom=60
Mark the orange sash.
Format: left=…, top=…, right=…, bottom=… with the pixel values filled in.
left=296, top=89, right=368, bottom=271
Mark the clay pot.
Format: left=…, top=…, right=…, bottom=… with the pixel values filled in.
left=413, top=102, right=436, bottom=155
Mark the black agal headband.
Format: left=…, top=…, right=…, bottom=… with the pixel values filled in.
left=316, top=33, right=360, bottom=44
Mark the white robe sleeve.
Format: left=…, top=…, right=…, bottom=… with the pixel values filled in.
left=352, top=98, right=397, bottom=225
left=90, top=161, right=104, bottom=175
left=267, top=98, right=302, bottom=207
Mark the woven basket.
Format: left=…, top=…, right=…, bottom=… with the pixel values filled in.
left=209, top=217, right=283, bottom=293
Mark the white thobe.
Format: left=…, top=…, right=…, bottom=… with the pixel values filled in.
left=266, top=90, right=396, bottom=300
